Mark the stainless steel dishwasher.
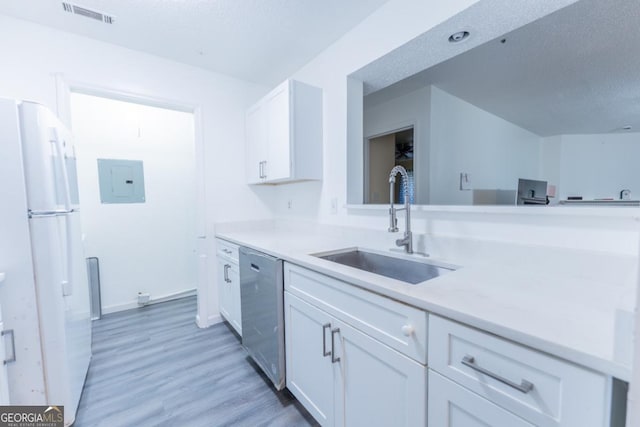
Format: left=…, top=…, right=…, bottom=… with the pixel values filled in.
left=239, top=246, right=285, bottom=390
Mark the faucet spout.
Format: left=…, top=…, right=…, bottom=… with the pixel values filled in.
left=388, top=165, right=413, bottom=254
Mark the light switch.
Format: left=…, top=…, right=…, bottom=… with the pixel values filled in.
left=459, top=172, right=472, bottom=191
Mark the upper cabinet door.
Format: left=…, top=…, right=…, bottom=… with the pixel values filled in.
left=245, top=103, right=267, bottom=184
left=245, top=79, right=323, bottom=185
left=264, top=82, right=291, bottom=182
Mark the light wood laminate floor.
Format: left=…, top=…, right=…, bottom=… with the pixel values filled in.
left=74, top=296, right=318, bottom=427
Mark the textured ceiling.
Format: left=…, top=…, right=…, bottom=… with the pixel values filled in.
left=0, top=0, right=388, bottom=86
left=361, top=0, right=640, bottom=136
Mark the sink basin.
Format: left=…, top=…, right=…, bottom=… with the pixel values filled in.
left=314, top=248, right=455, bottom=284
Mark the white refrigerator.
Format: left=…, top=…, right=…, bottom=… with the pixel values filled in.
left=0, top=98, right=91, bottom=426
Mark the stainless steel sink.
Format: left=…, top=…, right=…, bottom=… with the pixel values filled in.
left=314, top=248, right=455, bottom=284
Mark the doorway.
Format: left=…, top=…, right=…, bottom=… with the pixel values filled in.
left=364, top=127, right=415, bottom=204
left=69, top=92, right=197, bottom=316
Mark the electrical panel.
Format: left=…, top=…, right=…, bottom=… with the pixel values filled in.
left=97, top=159, right=145, bottom=204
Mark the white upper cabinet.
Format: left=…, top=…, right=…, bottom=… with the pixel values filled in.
left=245, top=79, right=322, bottom=184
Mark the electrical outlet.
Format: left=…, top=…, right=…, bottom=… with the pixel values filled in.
left=137, top=292, right=150, bottom=305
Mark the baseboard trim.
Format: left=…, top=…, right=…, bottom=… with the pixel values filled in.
left=102, top=288, right=197, bottom=315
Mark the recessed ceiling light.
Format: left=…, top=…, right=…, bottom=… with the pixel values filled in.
left=448, top=31, right=470, bottom=43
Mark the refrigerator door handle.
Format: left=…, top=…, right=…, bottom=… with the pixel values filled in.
left=50, top=127, right=72, bottom=212
left=1, top=330, right=16, bottom=365
left=28, top=209, right=74, bottom=218
left=62, top=213, right=74, bottom=297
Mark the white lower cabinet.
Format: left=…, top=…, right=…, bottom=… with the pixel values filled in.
left=285, top=292, right=337, bottom=426
left=216, top=239, right=242, bottom=336
left=429, top=370, right=534, bottom=427
left=284, top=275, right=427, bottom=427
left=340, top=315, right=426, bottom=427
left=428, top=314, right=610, bottom=427
left=282, top=263, right=614, bottom=427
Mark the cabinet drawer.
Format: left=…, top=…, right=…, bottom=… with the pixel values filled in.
left=429, top=370, right=534, bottom=427
left=216, top=238, right=239, bottom=263
left=284, top=263, right=427, bottom=364
left=428, top=315, right=609, bottom=427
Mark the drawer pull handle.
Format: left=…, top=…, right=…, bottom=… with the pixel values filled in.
left=331, top=328, right=341, bottom=364
left=322, top=323, right=331, bottom=357
left=461, top=355, right=534, bottom=394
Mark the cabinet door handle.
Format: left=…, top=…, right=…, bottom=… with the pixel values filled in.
left=331, top=328, right=340, bottom=364
left=2, top=329, right=16, bottom=364
left=461, top=355, right=534, bottom=394
left=322, top=323, right=331, bottom=357
left=262, top=160, right=267, bottom=179
left=223, top=264, right=231, bottom=283
left=401, top=324, right=414, bottom=336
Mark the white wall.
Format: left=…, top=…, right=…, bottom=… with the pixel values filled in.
left=0, top=14, right=274, bottom=324
left=557, top=133, right=640, bottom=201
left=539, top=132, right=640, bottom=203
left=429, top=86, right=540, bottom=204
left=70, top=93, right=197, bottom=313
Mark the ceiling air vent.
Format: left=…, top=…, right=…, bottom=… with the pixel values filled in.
left=61, top=2, right=115, bottom=24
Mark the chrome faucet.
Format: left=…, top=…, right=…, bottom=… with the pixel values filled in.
left=388, top=165, right=413, bottom=254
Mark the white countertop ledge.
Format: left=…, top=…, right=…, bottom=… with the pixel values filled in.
left=215, top=221, right=636, bottom=381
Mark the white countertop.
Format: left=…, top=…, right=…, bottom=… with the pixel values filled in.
left=215, top=221, right=636, bottom=380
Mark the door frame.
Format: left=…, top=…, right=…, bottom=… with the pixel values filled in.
left=55, top=76, right=211, bottom=327
left=363, top=123, right=416, bottom=204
